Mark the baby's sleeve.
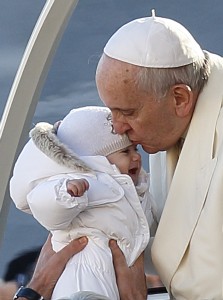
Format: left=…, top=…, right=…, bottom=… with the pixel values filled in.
left=27, top=176, right=88, bottom=231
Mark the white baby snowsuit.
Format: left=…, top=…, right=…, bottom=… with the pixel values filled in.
left=10, top=122, right=156, bottom=300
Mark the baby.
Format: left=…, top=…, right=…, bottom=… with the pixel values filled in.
left=10, top=106, right=157, bottom=300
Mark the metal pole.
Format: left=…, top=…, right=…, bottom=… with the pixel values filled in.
left=0, top=0, right=79, bottom=246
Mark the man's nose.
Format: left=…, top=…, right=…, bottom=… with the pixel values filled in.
left=113, top=119, right=131, bottom=135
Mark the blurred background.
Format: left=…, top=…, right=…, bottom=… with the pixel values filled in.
left=0, top=0, right=223, bottom=278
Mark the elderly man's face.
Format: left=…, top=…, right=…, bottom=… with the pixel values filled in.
left=96, top=55, right=184, bottom=154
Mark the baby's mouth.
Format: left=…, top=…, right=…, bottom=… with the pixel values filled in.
left=129, top=167, right=138, bottom=175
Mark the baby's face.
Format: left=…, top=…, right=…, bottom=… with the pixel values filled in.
left=107, top=145, right=141, bottom=185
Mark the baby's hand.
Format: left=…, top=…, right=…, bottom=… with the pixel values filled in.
left=66, top=179, right=89, bottom=197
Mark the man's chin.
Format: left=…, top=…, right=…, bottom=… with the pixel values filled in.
left=141, top=145, right=159, bottom=154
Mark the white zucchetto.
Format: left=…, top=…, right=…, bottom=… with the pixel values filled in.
left=104, top=12, right=205, bottom=68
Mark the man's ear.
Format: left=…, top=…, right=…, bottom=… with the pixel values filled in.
left=172, top=84, right=194, bottom=117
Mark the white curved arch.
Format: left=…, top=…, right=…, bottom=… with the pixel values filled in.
left=0, top=0, right=79, bottom=244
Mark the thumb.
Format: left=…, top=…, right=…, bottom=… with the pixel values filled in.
left=58, top=237, right=88, bottom=264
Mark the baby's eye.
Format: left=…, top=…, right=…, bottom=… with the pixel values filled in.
left=122, top=149, right=130, bottom=154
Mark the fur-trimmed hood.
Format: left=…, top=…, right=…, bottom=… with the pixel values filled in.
left=30, top=122, right=92, bottom=173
